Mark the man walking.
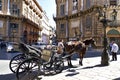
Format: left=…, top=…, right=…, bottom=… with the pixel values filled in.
left=111, top=41, right=119, bottom=61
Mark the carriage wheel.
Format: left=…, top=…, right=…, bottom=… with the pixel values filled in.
left=9, top=54, right=26, bottom=73
left=16, top=58, right=40, bottom=80
left=53, top=60, right=64, bottom=73
left=43, top=62, right=53, bottom=69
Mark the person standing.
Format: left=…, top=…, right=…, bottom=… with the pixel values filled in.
left=111, top=41, right=119, bottom=61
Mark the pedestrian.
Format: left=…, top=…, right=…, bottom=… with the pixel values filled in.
left=111, top=41, right=119, bottom=61
left=0, top=42, right=1, bottom=49
left=109, top=42, right=112, bottom=51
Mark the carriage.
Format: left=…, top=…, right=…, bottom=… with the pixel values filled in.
left=9, top=42, right=68, bottom=80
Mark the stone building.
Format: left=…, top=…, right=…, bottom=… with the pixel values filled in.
left=0, top=0, right=43, bottom=44
left=40, top=11, right=52, bottom=44
left=54, top=0, right=120, bottom=48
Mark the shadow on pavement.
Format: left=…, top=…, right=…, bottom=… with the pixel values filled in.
left=81, top=64, right=110, bottom=70
left=0, top=48, right=21, bottom=60
left=113, top=77, right=120, bottom=80
left=0, top=73, right=16, bottom=80
left=65, top=72, right=79, bottom=77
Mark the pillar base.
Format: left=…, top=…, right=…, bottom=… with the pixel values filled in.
left=101, top=49, right=110, bottom=66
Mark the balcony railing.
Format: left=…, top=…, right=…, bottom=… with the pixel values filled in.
left=108, top=20, right=120, bottom=27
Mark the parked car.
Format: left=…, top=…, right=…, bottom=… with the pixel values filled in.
left=0, top=41, right=7, bottom=49
left=31, top=42, right=47, bottom=50
left=6, top=42, right=19, bottom=53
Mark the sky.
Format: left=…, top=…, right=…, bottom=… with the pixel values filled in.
left=37, top=0, right=56, bottom=28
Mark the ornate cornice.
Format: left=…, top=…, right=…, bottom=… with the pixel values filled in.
left=0, top=14, right=21, bottom=20
left=54, top=5, right=102, bottom=21
left=24, top=0, right=29, bottom=5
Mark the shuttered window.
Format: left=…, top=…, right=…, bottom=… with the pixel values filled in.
left=60, top=4, right=65, bottom=16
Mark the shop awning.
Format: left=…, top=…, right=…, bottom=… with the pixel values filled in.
left=107, top=29, right=120, bottom=35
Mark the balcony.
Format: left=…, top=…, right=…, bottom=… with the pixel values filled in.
left=108, top=20, right=120, bottom=27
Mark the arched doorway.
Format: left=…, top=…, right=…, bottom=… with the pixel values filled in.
left=107, top=29, right=120, bottom=47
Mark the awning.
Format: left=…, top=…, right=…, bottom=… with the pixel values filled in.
left=107, top=29, right=120, bottom=35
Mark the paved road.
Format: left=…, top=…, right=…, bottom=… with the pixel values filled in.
left=0, top=48, right=120, bottom=80
left=0, top=48, right=20, bottom=80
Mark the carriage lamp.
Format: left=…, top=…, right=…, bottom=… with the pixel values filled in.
left=97, top=5, right=114, bottom=66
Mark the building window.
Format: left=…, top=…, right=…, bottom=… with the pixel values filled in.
left=60, top=4, right=65, bottom=16
left=60, top=24, right=65, bottom=36
left=86, top=16, right=92, bottom=29
left=86, top=0, right=90, bottom=9
left=73, top=0, right=78, bottom=10
left=60, top=24, right=65, bottom=31
left=10, top=4, right=19, bottom=16
left=60, top=24, right=65, bottom=33
left=111, top=9, right=117, bottom=20
left=9, top=23, right=19, bottom=42
left=0, top=0, right=2, bottom=10
left=110, top=0, right=117, bottom=5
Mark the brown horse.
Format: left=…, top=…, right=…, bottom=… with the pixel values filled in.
left=63, top=38, right=96, bottom=67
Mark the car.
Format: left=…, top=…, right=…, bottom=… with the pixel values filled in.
left=31, top=42, right=47, bottom=50
left=6, top=42, right=19, bottom=53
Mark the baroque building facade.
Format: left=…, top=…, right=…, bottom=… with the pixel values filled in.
left=54, top=0, right=120, bottom=48
left=0, top=0, right=43, bottom=44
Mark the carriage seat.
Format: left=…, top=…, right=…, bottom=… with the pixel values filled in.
left=19, top=42, right=41, bottom=57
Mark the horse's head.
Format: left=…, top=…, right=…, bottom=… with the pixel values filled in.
left=90, top=38, right=96, bottom=47
left=83, top=38, right=96, bottom=47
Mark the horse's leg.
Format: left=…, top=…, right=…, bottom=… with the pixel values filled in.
left=79, top=52, right=84, bottom=66
left=67, top=56, right=73, bottom=67
left=79, top=55, right=83, bottom=66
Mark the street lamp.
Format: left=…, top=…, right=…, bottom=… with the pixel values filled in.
left=97, top=5, right=112, bottom=66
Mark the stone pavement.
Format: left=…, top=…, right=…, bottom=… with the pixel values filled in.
left=40, top=51, right=120, bottom=80
left=0, top=49, right=120, bottom=80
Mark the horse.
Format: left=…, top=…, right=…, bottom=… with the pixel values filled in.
left=63, top=38, right=96, bottom=67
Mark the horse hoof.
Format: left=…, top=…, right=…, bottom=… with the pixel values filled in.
left=79, top=62, right=83, bottom=66
left=68, top=65, right=74, bottom=68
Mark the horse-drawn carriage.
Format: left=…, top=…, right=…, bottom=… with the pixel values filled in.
left=9, top=38, right=96, bottom=80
